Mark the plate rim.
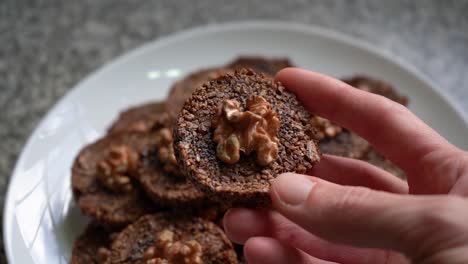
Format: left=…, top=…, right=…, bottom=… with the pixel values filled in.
left=4, top=20, right=468, bottom=263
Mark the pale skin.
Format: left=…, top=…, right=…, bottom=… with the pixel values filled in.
left=223, top=68, right=468, bottom=264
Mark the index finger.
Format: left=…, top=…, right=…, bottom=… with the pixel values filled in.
left=276, top=68, right=455, bottom=179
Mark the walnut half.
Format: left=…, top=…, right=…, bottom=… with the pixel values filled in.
left=96, top=145, right=138, bottom=193
left=154, top=128, right=179, bottom=175
left=97, top=247, right=111, bottom=264
left=143, top=229, right=203, bottom=264
left=212, top=95, right=280, bottom=166
left=310, top=116, right=342, bottom=140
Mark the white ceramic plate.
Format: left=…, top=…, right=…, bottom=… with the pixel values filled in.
left=4, top=21, right=468, bottom=264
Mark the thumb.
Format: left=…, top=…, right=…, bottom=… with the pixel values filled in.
left=270, top=173, right=468, bottom=260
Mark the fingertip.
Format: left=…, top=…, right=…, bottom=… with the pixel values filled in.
left=273, top=172, right=300, bottom=182
left=223, top=208, right=246, bottom=244
left=223, top=208, right=266, bottom=244
left=275, top=68, right=311, bottom=90
left=272, top=172, right=307, bottom=187
left=244, top=237, right=304, bottom=264
left=271, top=173, right=317, bottom=207
left=222, top=208, right=236, bottom=233
left=243, top=237, right=272, bottom=263
left=275, top=67, right=298, bottom=81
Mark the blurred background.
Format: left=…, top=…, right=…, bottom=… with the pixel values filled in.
left=1, top=0, right=468, bottom=262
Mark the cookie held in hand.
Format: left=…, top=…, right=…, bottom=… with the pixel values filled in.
left=174, top=69, right=321, bottom=207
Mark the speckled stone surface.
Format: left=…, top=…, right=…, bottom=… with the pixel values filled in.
left=1, top=0, right=467, bottom=262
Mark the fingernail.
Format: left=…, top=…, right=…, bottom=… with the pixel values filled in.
left=272, top=173, right=315, bottom=206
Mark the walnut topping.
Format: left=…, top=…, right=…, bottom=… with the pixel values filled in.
left=310, top=116, right=343, bottom=140
left=154, top=128, right=179, bottom=175
left=143, top=229, right=203, bottom=264
left=97, top=247, right=110, bottom=264
left=212, top=95, right=280, bottom=166
left=96, top=145, right=138, bottom=193
left=146, top=258, right=169, bottom=264
left=127, top=120, right=150, bottom=133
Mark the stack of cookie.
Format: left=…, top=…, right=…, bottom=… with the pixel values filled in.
left=70, top=56, right=407, bottom=264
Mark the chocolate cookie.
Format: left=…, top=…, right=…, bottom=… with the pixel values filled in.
left=110, top=213, right=238, bottom=264
left=108, top=102, right=172, bottom=134
left=72, top=132, right=159, bottom=228
left=131, top=123, right=214, bottom=208
left=318, top=75, right=409, bottom=160
left=227, top=56, right=292, bottom=76
left=319, top=131, right=369, bottom=159
left=167, top=68, right=229, bottom=116
left=174, top=69, right=320, bottom=207
left=71, top=223, right=114, bottom=264
left=167, top=57, right=293, bottom=117
left=105, top=99, right=209, bottom=208
left=343, top=75, right=408, bottom=106
left=363, top=148, right=406, bottom=179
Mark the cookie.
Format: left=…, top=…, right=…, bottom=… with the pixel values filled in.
left=71, top=223, right=114, bottom=264
left=110, top=213, right=238, bottom=264
left=318, top=76, right=409, bottom=159
left=72, top=132, right=159, bottom=228
left=108, top=102, right=172, bottom=134
left=363, top=148, right=406, bottom=179
left=167, top=68, right=229, bottom=116
left=137, top=125, right=214, bottom=208
left=105, top=99, right=208, bottom=208
left=343, top=75, right=408, bottom=106
left=319, top=131, right=369, bottom=159
left=174, top=69, right=320, bottom=207
left=167, top=56, right=293, bottom=117
left=227, top=56, right=292, bottom=76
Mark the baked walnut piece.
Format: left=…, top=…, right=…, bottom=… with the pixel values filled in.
left=310, top=116, right=343, bottom=140
left=154, top=128, right=179, bottom=175
left=143, top=229, right=203, bottom=264
left=97, top=247, right=111, bottom=264
left=213, top=95, right=280, bottom=166
left=96, top=145, right=138, bottom=193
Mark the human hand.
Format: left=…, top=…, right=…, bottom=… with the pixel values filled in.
left=223, top=68, right=468, bottom=264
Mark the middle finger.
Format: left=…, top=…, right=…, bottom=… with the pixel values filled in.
left=224, top=208, right=407, bottom=264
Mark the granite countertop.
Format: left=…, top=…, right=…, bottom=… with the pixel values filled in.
left=1, top=0, right=468, bottom=262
